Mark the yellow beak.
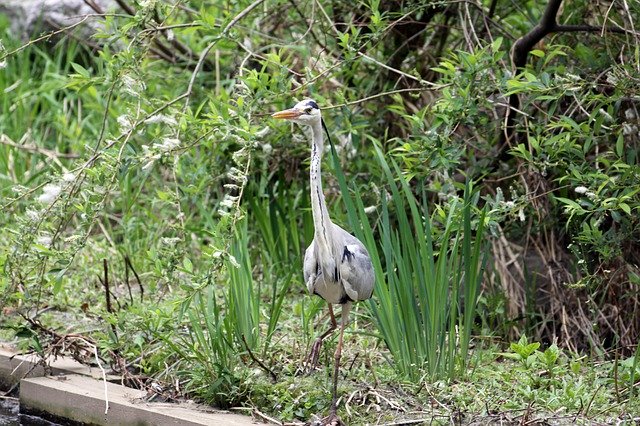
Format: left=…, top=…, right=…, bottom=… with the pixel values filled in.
left=272, top=108, right=302, bottom=120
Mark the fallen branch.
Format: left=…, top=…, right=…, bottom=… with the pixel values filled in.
left=241, top=335, right=277, bottom=383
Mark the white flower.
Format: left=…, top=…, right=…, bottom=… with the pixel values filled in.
left=121, top=75, right=144, bottom=96
left=227, top=167, right=247, bottom=184
left=220, top=195, right=238, bottom=209
left=142, top=160, right=156, bottom=171
left=26, top=209, right=40, bottom=221
left=605, top=73, right=618, bottom=85
left=261, top=143, right=273, bottom=155
left=37, top=235, right=52, bottom=246
left=504, top=201, right=515, bottom=208
left=38, top=184, right=61, bottom=204
left=625, top=108, right=636, bottom=120
left=574, top=186, right=588, bottom=194
left=145, top=114, right=178, bottom=126
left=161, top=237, right=182, bottom=247
left=117, top=115, right=133, bottom=132
left=586, top=191, right=596, bottom=200
left=518, top=208, right=525, bottom=222
left=62, top=172, right=75, bottom=182
left=364, top=206, right=376, bottom=214
left=138, top=0, right=156, bottom=8
left=154, top=137, right=181, bottom=152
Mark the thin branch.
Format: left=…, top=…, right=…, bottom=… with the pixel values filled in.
left=241, top=335, right=277, bottom=383
left=125, top=256, right=144, bottom=302
left=555, top=24, right=631, bottom=34
left=511, top=0, right=563, bottom=70
left=325, top=86, right=448, bottom=109
left=0, top=15, right=92, bottom=62
left=0, top=134, right=79, bottom=159
left=93, top=344, right=109, bottom=415
left=102, top=259, right=113, bottom=314
left=498, top=0, right=633, bottom=162
left=183, top=0, right=267, bottom=108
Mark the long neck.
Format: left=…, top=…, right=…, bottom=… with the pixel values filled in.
left=309, top=121, right=333, bottom=257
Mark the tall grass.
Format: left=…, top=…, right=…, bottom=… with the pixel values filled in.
left=226, top=220, right=260, bottom=349
left=167, top=215, right=293, bottom=404
left=332, top=141, right=487, bottom=380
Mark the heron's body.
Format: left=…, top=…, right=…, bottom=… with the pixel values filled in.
left=272, top=98, right=374, bottom=425
left=301, top=110, right=374, bottom=305
left=304, top=225, right=374, bottom=304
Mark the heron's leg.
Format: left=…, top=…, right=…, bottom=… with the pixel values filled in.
left=305, top=303, right=338, bottom=373
left=329, top=302, right=350, bottom=417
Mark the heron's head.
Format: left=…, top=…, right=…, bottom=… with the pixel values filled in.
left=272, top=99, right=321, bottom=127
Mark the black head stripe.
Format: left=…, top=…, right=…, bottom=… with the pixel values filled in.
left=308, top=100, right=319, bottom=109
left=321, top=118, right=335, bottom=151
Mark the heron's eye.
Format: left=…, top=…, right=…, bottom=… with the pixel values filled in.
left=304, top=107, right=313, bottom=114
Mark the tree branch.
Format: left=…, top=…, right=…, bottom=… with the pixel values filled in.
left=498, top=0, right=631, bottom=163
left=511, top=0, right=562, bottom=69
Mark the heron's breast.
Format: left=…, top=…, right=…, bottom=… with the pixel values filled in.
left=312, top=274, right=347, bottom=305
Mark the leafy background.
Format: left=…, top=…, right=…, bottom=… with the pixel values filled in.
left=1, top=0, right=639, bottom=423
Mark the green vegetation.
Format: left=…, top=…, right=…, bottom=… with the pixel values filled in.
left=1, top=0, right=639, bottom=424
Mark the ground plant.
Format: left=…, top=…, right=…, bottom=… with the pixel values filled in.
left=0, top=0, right=639, bottom=424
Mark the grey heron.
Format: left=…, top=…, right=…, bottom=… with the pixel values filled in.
left=272, top=99, right=375, bottom=425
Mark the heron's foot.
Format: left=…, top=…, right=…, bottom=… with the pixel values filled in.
left=304, top=412, right=344, bottom=426
left=302, top=336, right=324, bottom=374
left=320, top=412, right=344, bottom=426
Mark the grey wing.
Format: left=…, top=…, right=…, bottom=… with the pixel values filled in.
left=303, top=241, right=317, bottom=295
left=336, top=228, right=375, bottom=301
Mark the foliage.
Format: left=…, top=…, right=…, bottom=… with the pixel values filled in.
left=0, top=0, right=639, bottom=423
left=332, top=141, right=487, bottom=379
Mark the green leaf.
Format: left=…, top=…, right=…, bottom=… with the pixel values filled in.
left=183, top=257, right=193, bottom=273
left=555, top=197, right=582, bottom=211
left=616, top=133, right=624, bottom=157
left=70, top=62, right=90, bottom=78
left=491, top=37, right=503, bottom=52
left=619, top=203, right=631, bottom=215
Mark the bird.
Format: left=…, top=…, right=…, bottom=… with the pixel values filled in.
left=272, top=99, right=375, bottom=425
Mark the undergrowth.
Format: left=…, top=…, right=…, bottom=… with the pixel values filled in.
left=1, top=0, right=639, bottom=424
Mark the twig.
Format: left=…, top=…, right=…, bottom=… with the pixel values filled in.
left=0, top=395, right=19, bottom=401
left=241, top=335, right=277, bottom=382
left=584, top=384, right=604, bottom=417
left=324, top=86, right=447, bottom=110
left=379, top=420, right=431, bottom=426
left=499, top=0, right=634, bottom=161
left=99, top=259, right=118, bottom=338
left=0, top=15, right=95, bottom=61
left=101, top=259, right=113, bottom=314
left=314, top=0, right=439, bottom=88
left=0, top=134, right=79, bottom=159
left=93, top=344, right=109, bottom=415
left=125, top=256, right=144, bottom=302
left=123, top=256, right=133, bottom=305
left=183, top=0, right=267, bottom=108
left=253, top=408, right=283, bottom=425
